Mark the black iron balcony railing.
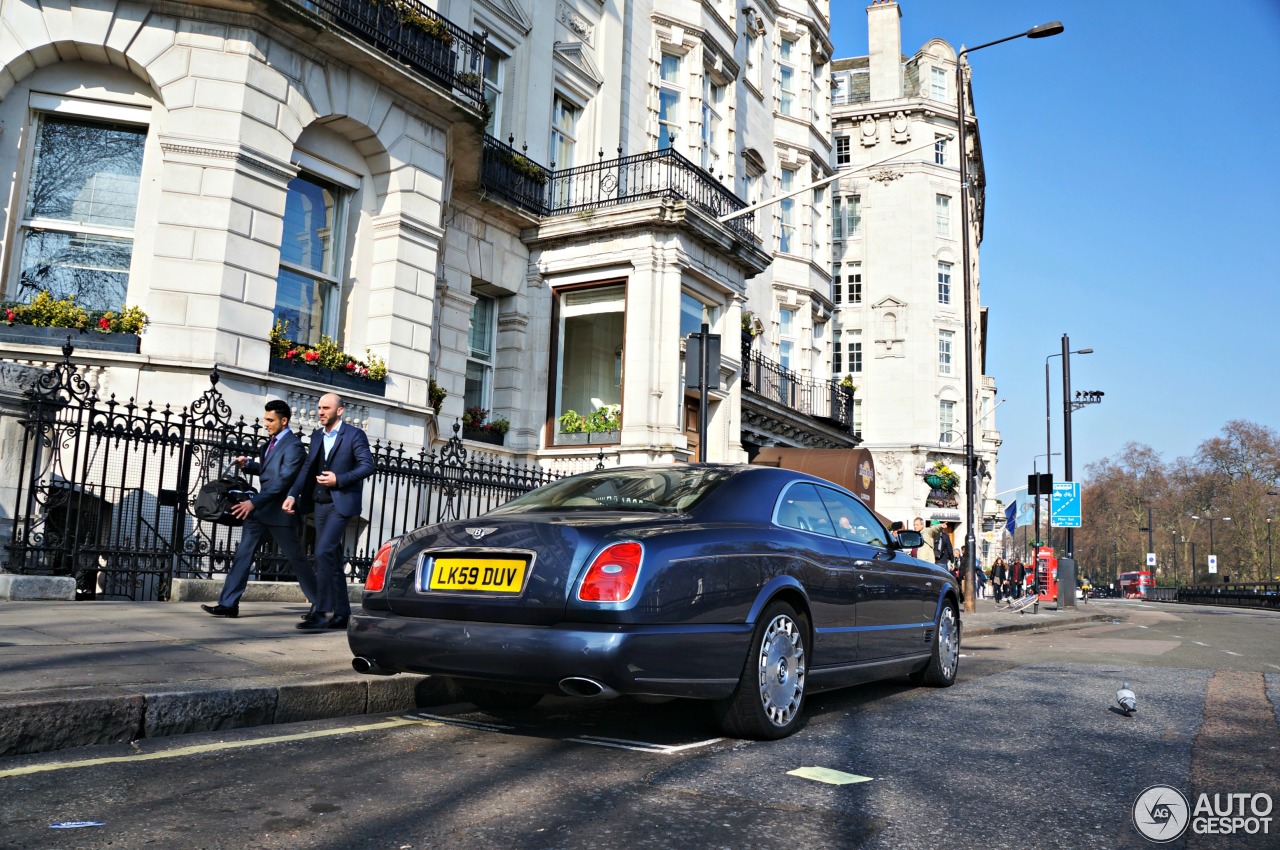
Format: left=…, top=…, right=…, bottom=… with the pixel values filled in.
left=302, top=0, right=486, bottom=111
left=742, top=347, right=855, bottom=432
left=480, top=138, right=758, bottom=241
left=481, top=135, right=552, bottom=215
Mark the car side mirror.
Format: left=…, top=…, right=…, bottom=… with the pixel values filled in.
left=895, top=530, right=924, bottom=550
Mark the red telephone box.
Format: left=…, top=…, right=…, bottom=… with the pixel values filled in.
left=1035, top=546, right=1059, bottom=602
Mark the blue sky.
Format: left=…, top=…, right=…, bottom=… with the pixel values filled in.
left=830, top=1, right=1280, bottom=495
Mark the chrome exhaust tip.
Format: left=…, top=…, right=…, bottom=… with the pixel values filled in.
left=352, top=657, right=395, bottom=676
left=558, top=677, right=619, bottom=699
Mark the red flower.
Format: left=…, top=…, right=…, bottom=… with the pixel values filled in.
left=303, top=350, right=319, bottom=362
left=4, top=309, right=14, bottom=322
left=98, top=316, right=112, bottom=331
left=285, top=349, right=297, bottom=359
left=345, top=362, right=355, bottom=371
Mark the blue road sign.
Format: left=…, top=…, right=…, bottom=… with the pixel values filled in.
left=1050, top=481, right=1082, bottom=528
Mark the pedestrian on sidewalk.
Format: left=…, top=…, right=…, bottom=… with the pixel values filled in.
left=911, top=517, right=935, bottom=562
left=284, top=392, right=374, bottom=631
left=991, top=557, right=1008, bottom=603
left=202, top=400, right=317, bottom=619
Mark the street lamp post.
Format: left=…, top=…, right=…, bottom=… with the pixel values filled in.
left=1267, top=516, right=1273, bottom=579
left=1059, top=334, right=1102, bottom=609
left=957, top=19, right=1063, bottom=614
left=1045, top=346, right=1091, bottom=553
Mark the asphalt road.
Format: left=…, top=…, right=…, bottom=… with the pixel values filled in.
left=1, top=600, right=1277, bottom=850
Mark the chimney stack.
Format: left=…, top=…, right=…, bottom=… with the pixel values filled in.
left=867, top=0, right=903, bottom=102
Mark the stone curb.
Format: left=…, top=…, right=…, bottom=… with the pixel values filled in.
left=0, top=673, right=458, bottom=758
left=963, top=611, right=1112, bottom=638
left=168, top=578, right=364, bottom=603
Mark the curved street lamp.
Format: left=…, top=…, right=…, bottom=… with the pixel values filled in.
left=957, top=20, right=1064, bottom=613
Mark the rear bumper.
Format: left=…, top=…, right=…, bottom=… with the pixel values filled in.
left=348, top=608, right=752, bottom=699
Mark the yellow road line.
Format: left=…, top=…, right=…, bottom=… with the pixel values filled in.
left=0, top=716, right=438, bottom=779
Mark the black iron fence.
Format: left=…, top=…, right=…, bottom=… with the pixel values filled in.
left=4, top=345, right=560, bottom=600
left=300, top=0, right=486, bottom=111
left=481, top=139, right=758, bottom=241
left=741, top=347, right=855, bottom=432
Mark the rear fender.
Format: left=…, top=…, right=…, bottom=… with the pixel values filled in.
left=746, top=575, right=810, bottom=627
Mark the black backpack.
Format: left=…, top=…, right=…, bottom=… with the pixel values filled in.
left=194, top=471, right=257, bottom=526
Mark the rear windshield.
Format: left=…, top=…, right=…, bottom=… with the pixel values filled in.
left=486, top=467, right=737, bottom=515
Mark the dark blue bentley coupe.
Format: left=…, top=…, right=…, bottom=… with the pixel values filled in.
left=349, top=464, right=961, bottom=739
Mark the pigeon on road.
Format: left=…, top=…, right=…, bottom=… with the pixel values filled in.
left=1116, top=682, right=1136, bottom=717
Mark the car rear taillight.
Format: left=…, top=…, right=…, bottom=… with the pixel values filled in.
left=577, top=541, right=643, bottom=602
left=364, top=540, right=395, bottom=592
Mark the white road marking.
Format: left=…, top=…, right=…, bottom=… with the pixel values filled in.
left=1266, top=663, right=1280, bottom=671
left=1193, top=641, right=1208, bottom=646
left=1222, top=650, right=1242, bottom=656
left=0, top=717, right=436, bottom=780
left=411, top=713, right=513, bottom=732
left=569, top=735, right=724, bottom=754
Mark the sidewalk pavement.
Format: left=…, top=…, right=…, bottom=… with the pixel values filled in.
left=0, top=593, right=1114, bottom=758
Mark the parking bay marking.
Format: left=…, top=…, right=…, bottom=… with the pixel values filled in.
left=413, top=713, right=723, bottom=754
left=0, top=717, right=438, bottom=780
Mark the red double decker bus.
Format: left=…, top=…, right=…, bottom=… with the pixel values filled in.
left=1118, top=571, right=1154, bottom=598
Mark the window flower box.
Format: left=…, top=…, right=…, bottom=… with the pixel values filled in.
left=268, top=356, right=387, bottom=397
left=0, top=323, right=140, bottom=354
left=462, top=426, right=505, bottom=446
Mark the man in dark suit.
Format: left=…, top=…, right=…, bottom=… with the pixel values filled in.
left=202, top=400, right=317, bottom=618
left=284, top=392, right=375, bottom=631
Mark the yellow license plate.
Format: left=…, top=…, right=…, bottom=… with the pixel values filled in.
left=429, top=558, right=527, bottom=593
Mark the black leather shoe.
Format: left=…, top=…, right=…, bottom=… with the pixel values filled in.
left=328, top=615, right=349, bottom=630
left=201, top=604, right=239, bottom=618
left=300, top=609, right=318, bottom=622
left=296, top=614, right=336, bottom=631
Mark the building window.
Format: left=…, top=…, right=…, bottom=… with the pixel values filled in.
left=832, top=263, right=842, bottom=305
left=482, top=46, right=504, bottom=136
left=938, top=262, right=952, bottom=305
left=274, top=171, right=347, bottom=346
left=551, top=95, right=578, bottom=168
left=701, top=74, right=725, bottom=171
left=743, top=170, right=761, bottom=206
left=779, top=307, right=796, bottom=369
left=465, top=294, right=496, bottom=412
left=680, top=292, right=717, bottom=338
left=659, top=53, right=682, bottom=149
left=853, top=398, right=863, bottom=438
left=833, top=194, right=861, bottom=240
left=935, top=194, right=951, bottom=237
left=848, top=263, right=863, bottom=304
left=810, top=61, right=822, bottom=118
left=15, top=112, right=147, bottom=311
left=833, top=328, right=842, bottom=372
left=938, top=330, right=954, bottom=375
left=779, top=37, right=796, bottom=116
left=553, top=285, right=624, bottom=445
left=747, top=32, right=762, bottom=88
left=848, top=329, right=862, bottom=374
left=779, top=167, right=796, bottom=253
left=934, top=134, right=948, bottom=166
left=835, top=135, right=850, bottom=166
left=810, top=186, right=822, bottom=261
left=939, top=399, right=955, bottom=443
left=931, top=66, right=948, bottom=101
left=832, top=72, right=849, bottom=105
left=550, top=95, right=579, bottom=205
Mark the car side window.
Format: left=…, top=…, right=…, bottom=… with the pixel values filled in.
left=774, top=483, right=831, bottom=535
left=816, top=487, right=889, bottom=547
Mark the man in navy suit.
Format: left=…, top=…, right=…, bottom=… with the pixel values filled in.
left=202, top=400, right=317, bottom=618
left=284, top=392, right=375, bottom=630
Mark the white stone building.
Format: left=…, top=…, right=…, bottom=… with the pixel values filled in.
left=0, top=0, right=862, bottom=485
left=829, top=1, right=1002, bottom=559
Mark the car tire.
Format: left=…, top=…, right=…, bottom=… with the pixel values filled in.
left=910, top=600, right=959, bottom=687
left=458, top=684, right=544, bottom=712
left=714, top=600, right=809, bottom=740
